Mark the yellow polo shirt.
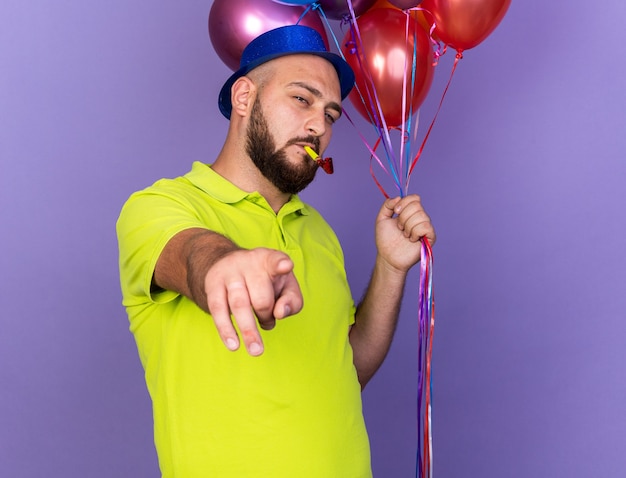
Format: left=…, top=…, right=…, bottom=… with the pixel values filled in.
left=117, top=162, right=371, bottom=477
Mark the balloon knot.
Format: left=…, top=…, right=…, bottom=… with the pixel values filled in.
left=340, top=13, right=353, bottom=26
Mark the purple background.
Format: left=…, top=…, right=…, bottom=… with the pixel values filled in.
left=2, top=1, right=625, bottom=477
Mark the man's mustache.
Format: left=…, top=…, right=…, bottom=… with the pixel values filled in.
left=286, top=136, right=321, bottom=154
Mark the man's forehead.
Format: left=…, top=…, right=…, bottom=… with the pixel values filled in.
left=264, top=55, right=341, bottom=94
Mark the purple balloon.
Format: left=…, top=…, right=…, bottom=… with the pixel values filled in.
left=318, top=0, right=377, bottom=20
left=271, top=0, right=314, bottom=4
left=388, top=0, right=423, bottom=8
left=209, top=0, right=327, bottom=71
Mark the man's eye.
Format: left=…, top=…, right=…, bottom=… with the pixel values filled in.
left=326, top=113, right=337, bottom=124
left=294, top=96, right=309, bottom=105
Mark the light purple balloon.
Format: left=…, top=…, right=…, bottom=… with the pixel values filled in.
left=318, top=0, right=377, bottom=20
left=388, top=0, right=423, bottom=9
left=209, top=0, right=327, bottom=71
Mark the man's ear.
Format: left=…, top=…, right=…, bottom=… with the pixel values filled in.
left=231, top=77, right=256, bottom=118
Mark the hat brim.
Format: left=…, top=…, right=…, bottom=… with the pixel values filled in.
left=218, top=51, right=355, bottom=120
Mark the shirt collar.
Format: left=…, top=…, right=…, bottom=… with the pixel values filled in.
left=185, top=161, right=310, bottom=216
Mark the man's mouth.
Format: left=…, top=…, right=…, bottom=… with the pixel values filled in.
left=304, top=146, right=333, bottom=174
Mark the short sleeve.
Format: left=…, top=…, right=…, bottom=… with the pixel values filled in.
left=116, top=179, right=207, bottom=307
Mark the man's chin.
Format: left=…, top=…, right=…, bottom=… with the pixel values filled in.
left=279, top=168, right=318, bottom=195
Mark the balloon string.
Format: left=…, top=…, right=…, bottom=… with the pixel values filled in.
left=323, top=7, right=402, bottom=196
left=342, top=109, right=401, bottom=198
left=399, top=12, right=411, bottom=195
left=417, top=237, right=434, bottom=478
left=406, top=51, right=462, bottom=191
left=343, top=1, right=402, bottom=192
left=349, top=38, right=398, bottom=170
left=296, top=2, right=320, bottom=24
left=370, top=157, right=391, bottom=199
left=368, top=136, right=392, bottom=198
left=408, top=7, right=446, bottom=66
left=402, top=13, right=423, bottom=195
left=314, top=2, right=402, bottom=196
left=311, top=2, right=336, bottom=42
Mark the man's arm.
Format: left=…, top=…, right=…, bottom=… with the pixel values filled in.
left=155, top=228, right=303, bottom=356
left=349, top=195, right=436, bottom=388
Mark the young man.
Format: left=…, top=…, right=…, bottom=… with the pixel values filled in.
left=117, top=25, right=435, bottom=477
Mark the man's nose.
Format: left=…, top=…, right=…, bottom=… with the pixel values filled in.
left=305, top=110, right=326, bottom=137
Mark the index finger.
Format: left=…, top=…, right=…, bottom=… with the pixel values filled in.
left=272, top=272, right=304, bottom=319
left=264, top=253, right=303, bottom=318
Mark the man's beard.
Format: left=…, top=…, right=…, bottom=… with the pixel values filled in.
left=245, top=97, right=320, bottom=195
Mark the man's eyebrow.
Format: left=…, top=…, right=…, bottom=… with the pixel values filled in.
left=288, top=81, right=343, bottom=116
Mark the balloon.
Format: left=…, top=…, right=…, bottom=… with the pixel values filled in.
left=318, top=0, right=377, bottom=20
left=388, top=0, right=423, bottom=8
left=341, top=8, right=434, bottom=127
left=272, top=0, right=315, bottom=4
left=209, top=0, right=327, bottom=71
left=420, top=0, right=511, bottom=51
left=369, top=0, right=398, bottom=9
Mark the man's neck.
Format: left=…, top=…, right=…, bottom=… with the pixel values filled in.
left=211, top=153, right=290, bottom=214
